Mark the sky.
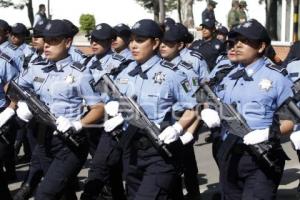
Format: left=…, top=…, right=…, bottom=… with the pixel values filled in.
left=0, top=0, right=266, bottom=28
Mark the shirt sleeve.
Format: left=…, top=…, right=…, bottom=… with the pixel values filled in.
left=78, top=70, right=104, bottom=105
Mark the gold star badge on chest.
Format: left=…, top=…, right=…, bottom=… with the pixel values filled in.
left=259, top=79, right=272, bottom=91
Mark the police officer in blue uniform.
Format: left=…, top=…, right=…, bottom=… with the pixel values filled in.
left=0, top=19, right=22, bottom=72
left=112, top=23, right=133, bottom=60
left=14, top=19, right=105, bottom=200
left=201, top=19, right=294, bottom=200
left=13, top=20, right=49, bottom=200
left=175, top=23, right=209, bottom=83
left=159, top=23, right=203, bottom=200
left=10, top=22, right=35, bottom=164
left=190, top=18, right=225, bottom=71
left=0, top=43, right=19, bottom=200
left=80, top=22, right=129, bottom=200
left=105, top=19, right=197, bottom=200
left=63, top=19, right=87, bottom=62
left=85, top=23, right=129, bottom=83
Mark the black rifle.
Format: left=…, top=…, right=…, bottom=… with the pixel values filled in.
left=94, top=74, right=172, bottom=158
left=6, top=80, right=80, bottom=147
left=196, top=83, right=279, bottom=169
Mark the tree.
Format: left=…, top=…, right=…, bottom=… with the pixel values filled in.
left=135, top=0, right=176, bottom=22
left=0, top=0, right=34, bottom=26
left=259, top=0, right=279, bottom=40
left=79, top=14, right=95, bottom=35
left=179, top=0, right=194, bottom=28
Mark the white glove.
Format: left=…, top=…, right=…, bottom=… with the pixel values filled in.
left=179, top=132, right=194, bottom=145
left=201, top=108, right=220, bottom=128
left=0, top=107, right=15, bottom=127
left=243, top=128, right=269, bottom=145
left=105, top=101, right=120, bottom=117
left=56, top=116, right=82, bottom=133
left=16, top=101, right=33, bottom=122
left=104, top=113, right=124, bottom=132
left=290, top=131, right=300, bottom=150
left=159, top=122, right=183, bottom=144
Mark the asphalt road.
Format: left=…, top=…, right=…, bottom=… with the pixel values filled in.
left=8, top=132, right=300, bottom=200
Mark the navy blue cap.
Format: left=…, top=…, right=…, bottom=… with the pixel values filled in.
left=216, top=26, right=228, bottom=35
left=228, top=19, right=271, bottom=44
left=164, top=17, right=175, bottom=26
left=131, top=19, right=162, bottom=38
left=43, top=19, right=71, bottom=38
left=11, top=23, right=30, bottom=36
left=63, top=19, right=79, bottom=37
left=33, top=19, right=48, bottom=37
left=113, top=23, right=131, bottom=38
left=162, top=24, right=184, bottom=42
left=91, top=23, right=116, bottom=40
left=0, top=19, right=11, bottom=31
left=208, top=0, right=217, bottom=7
left=176, top=23, right=194, bottom=43
left=200, top=18, right=215, bottom=29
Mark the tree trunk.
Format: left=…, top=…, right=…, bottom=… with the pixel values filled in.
left=180, top=0, right=194, bottom=28
left=153, top=0, right=159, bottom=22
left=158, top=0, right=165, bottom=23
left=265, top=0, right=278, bottom=40
left=26, top=0, right=34, bottom=27
left=178, top=0, right=182, bottom=23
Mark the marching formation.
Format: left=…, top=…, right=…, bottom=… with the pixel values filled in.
left=0, top=4, right=300, bottom=200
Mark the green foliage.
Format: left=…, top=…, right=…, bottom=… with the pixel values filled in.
left=135, top=0, right=177, bottom=13
left=79, top=14, right=95, bottom=33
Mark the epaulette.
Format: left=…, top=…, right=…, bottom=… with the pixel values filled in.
left=266, top=63, right=288, bottom=76
left=160, top=60, right=177, bottom=70
left=112, top=53, right=126, bottom=62
left=71, top=62, right=86, bottom=72
left=74, top=48, right=85, bottom=57
left=179, top=60, right=193, bottom=70
left=190, top=51, right=204, bottom=60
left=0, top=51, right=12, bottom=63
left=8, top=43, right=18, bottom=50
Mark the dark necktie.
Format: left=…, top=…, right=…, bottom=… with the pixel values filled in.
left=128, top=65, right=148, bottom=79
left=42, top=63, right=62, bottom=73
left=229, top=68, right=253, bottom=81
left=90, top=60, right=103, bottom=70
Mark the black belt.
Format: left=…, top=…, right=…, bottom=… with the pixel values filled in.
left=231, top=143, right=250, bottom=155
left=133, top=134, right=152, bottom=150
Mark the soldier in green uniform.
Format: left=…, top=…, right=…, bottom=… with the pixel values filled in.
left=227, top=0, right=240, bottom=29
left=239, top=0, right=248, bottom=23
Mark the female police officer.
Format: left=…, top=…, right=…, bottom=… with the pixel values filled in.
left=104, top=19, right=197, bottom=199
left=14, top=19, right=105, bottom=200
left=201, top=19, right=294, bottom=199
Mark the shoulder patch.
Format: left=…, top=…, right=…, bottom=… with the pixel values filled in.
left=0, top=52, right=12, bottom=63
left=266, top=63, right=288, bottom=76
left=190, top=51, right=204, bottom=60
left=112, top=53, right=126, bottom=62
left=71, top=62, right=86, bottom=72
left=8, top=43, right=18, bottom=50
left=179, top=60, right=193, bottom=70
left=160, top=60, right=177, bottom=70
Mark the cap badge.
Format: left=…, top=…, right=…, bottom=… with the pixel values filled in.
left=132, top=22, right=141, bottom=29
left=96, top=25, right=102, bottom=30
left=243, top=22, right=252, bottom=28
